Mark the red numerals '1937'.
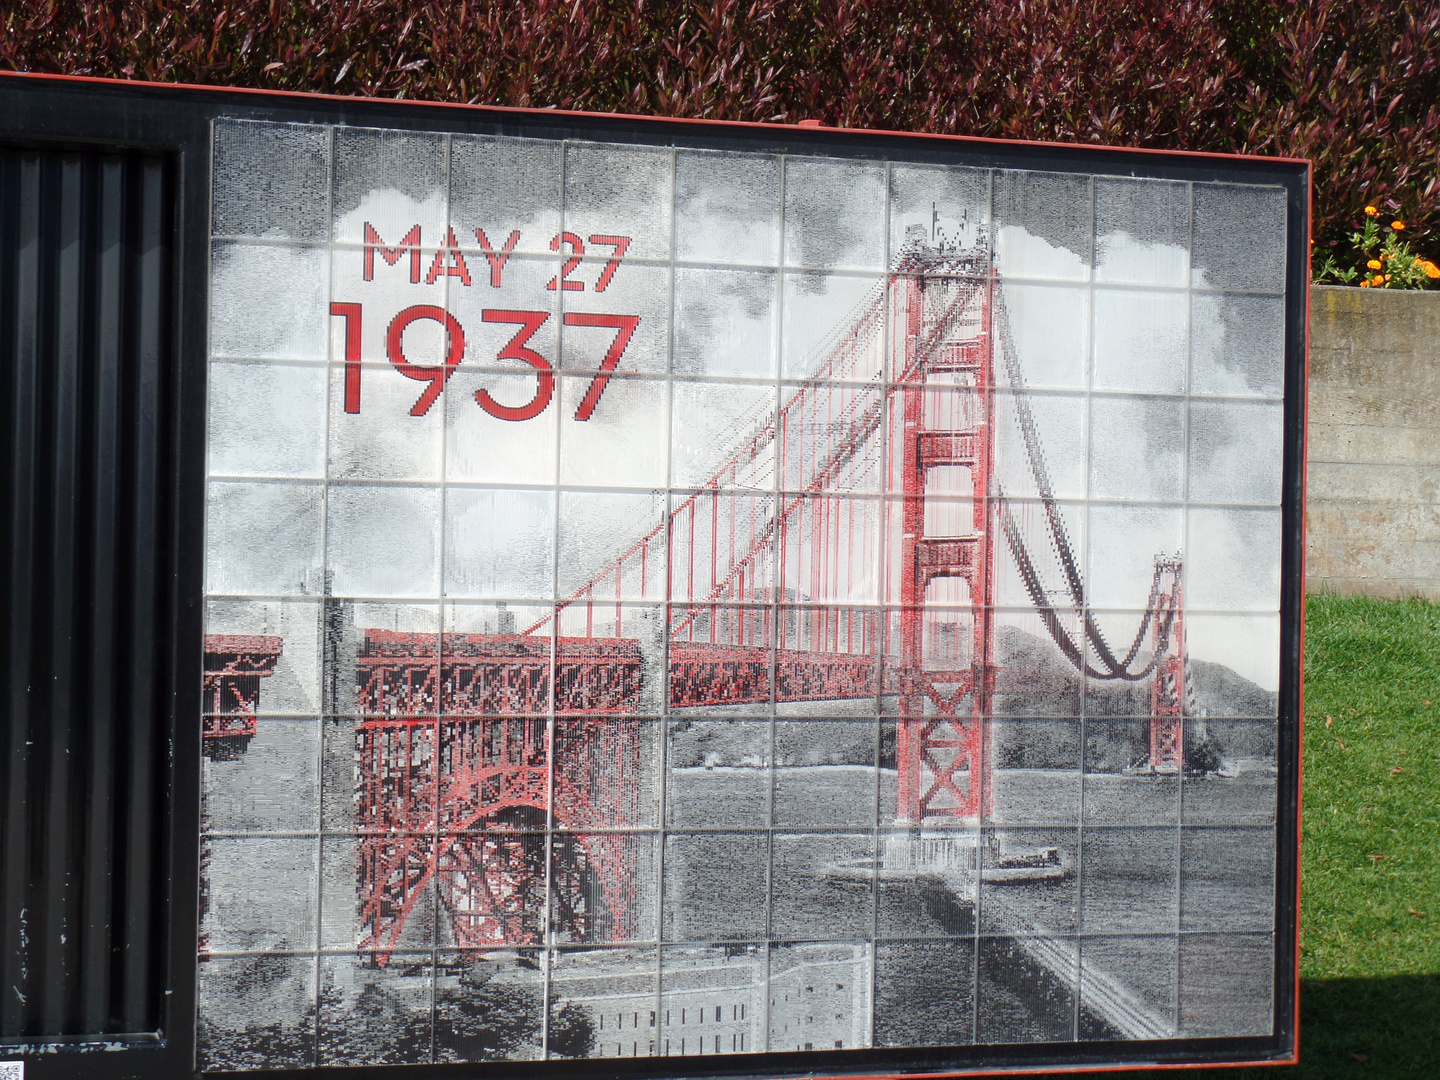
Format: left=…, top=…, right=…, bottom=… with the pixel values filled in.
left=329, top=303, right=639, bottom=422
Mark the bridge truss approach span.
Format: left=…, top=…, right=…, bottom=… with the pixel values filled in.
left=335, top=234, right=1191, bottom=961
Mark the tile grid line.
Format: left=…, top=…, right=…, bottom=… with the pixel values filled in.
left=761, top=149, right=788, bottom=1054
left=653, top=142, right=680, bottom=1058
left=539, top=135, right=568, bottom=1060
left=310, top=119, right=336, bottom=1067
left=969, top=167, right=996, bottom=1047
left=426, top=127, right=455, bottom=1066
left=866, top=158, right=895, bottom=1052
left=1172, top=176, right=1199, bottom=1037
left=1071, top=170, right=1098, bottom=1043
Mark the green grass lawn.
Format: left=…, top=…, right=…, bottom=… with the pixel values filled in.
left=1046, top=593, right=1440, bottom=1078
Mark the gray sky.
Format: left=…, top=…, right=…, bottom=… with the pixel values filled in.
left=207, top=135, right=1284, bottom=691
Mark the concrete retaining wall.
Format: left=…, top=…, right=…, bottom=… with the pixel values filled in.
left=1307, top=284, right=1440, bottom=598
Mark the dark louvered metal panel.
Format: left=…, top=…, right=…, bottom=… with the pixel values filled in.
left=0, top=146, right=174, bottom=1043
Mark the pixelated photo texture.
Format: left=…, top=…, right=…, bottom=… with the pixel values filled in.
left=200, top=118, right=1286, bottom=1069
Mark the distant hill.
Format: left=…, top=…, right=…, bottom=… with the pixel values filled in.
left=995, top=625, right=1277, bottom=719
left=669, top=626, right=1277, bottom=772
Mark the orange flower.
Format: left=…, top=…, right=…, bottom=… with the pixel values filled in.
left=1393, top=220, right=1405, bottom=230
left=1423, top=260, right=1440, bottom=280
left=1368, top=259, right=1383, bottom=270
left=1360, top=279, right=1371, bottom=287
left=1365, top=205, right=1380, bottom=216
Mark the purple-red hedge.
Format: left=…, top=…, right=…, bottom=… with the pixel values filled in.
left=5, top=0, right=1439, bottom=257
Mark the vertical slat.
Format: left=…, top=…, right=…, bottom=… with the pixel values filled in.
left=79, top=154, right=124, bottom=1034
left=2, top=151, right=42, bottom=1037
left=0, top=145, right=174, bottom=1043
left=120, top=155, right=168, bottom=1033
left=40, top=153, right=84, bottom=1034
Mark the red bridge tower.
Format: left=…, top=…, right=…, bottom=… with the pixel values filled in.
left=894, top=260, right=997, bottom=824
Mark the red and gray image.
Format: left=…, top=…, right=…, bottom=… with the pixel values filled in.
left=199, top=119, right=1284, bottom=1068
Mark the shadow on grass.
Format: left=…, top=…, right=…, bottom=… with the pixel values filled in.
left=1287, top=976, right=1440, bottom=1078
left=1044, top=976, right=1440, bottom=1079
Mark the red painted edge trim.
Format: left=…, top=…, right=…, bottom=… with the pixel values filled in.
left=0, top=62, right=1312, bottom=1077
left=0, top=68, right=1310, bottom=168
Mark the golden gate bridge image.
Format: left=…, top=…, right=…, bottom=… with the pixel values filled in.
left=203, top=222, right=1197, bottom=1021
